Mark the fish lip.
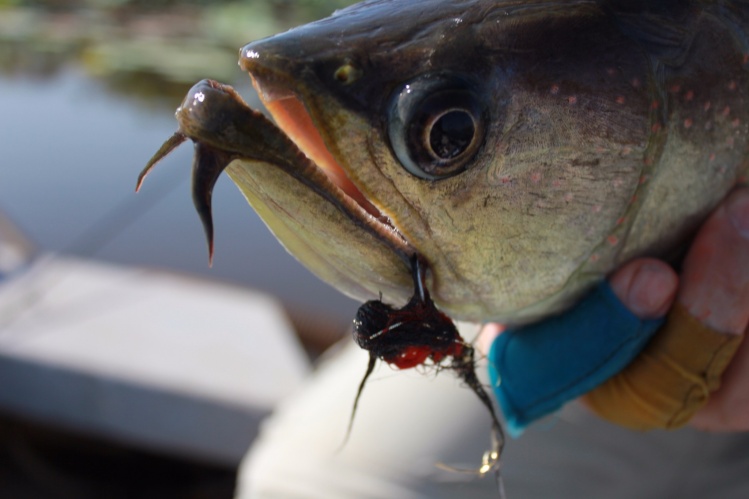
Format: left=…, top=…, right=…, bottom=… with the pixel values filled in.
left=238, top=42, right=415, bottom=259
left=239, top=45, right=296, bottom=101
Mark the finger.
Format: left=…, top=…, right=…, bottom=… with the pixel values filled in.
left=477, top=323, right=503, bottom=356
left=678, top=187, right=749, bottom=335
left=687, top=187, right=749, bottom=430
left=608, top=258, right=679, bottom=319
left=691, top=330, right=749, bottom=431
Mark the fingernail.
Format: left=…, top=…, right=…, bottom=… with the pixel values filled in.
left=727, top=189, right=749, bottom=240
left=628, top=263, right=677, bottom=319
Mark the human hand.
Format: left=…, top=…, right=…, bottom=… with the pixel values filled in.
left=481, top=187, right=749, bottom=432
left=679, top=187, right=749, bottom=431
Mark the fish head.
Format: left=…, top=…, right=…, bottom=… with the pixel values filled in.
left=236, top=0, right=658, bottom=324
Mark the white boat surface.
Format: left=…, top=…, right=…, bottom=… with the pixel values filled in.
left=0, top=211, right=311, bottom=465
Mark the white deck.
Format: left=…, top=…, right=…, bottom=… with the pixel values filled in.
left=0, top=255, right=310, bottom=465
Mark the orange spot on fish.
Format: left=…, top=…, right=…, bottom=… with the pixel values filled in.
left=590, top=254, right=600, bottom=263
left=568, top=96, right=577, bottom=104
left=651, top=123, right=662, bottom=133
left=684, top=117, right=693, bottom=129
left=684, top=90, right=694, bottom=101
left=639, top=175, right=649, bottom=184
left=530, top=172, right=542, bottom=183
left=607, top=235, right=619, bottom=246
left=616, top=217, right=626, bottom=225
left=650, top=100, right=660, bottom=110
left=621, top=146, right=632, bottom=156
left=550, top=84, right=560, bottom=95
left=669, top=84, right=681, bottom=93
left=616, top=95, right=626, bottom=104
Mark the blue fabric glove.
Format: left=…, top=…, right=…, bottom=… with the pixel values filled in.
left=487, top=281, right=663, bottom=437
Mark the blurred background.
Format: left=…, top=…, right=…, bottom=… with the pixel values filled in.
left=0, top=0, right=360, bottom=349
left=0, top=1, right=360, bottom=497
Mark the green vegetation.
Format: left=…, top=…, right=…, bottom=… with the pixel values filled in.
left=0, top=1, right=357, bottom=104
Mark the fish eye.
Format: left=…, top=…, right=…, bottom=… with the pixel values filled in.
left=388, top=75, right=486, bottom=180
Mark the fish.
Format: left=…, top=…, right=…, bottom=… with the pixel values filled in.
left=137, top=0, right=749, bottom=485
left=139, top=0, right=749, bottom=328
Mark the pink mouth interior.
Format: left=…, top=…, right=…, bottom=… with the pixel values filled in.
left=256, top=90, right=382, bottom=219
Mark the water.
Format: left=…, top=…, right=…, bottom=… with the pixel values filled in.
left=0, top=66, right=357, bottom=326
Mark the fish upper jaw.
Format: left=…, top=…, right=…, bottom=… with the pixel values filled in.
left=239, top=39, right=400, bottom=231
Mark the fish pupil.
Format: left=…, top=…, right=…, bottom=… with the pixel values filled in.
left=429, top=110, right=475, bottom=159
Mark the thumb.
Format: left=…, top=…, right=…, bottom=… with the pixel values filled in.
left=608, top=258, right=678, bottom=320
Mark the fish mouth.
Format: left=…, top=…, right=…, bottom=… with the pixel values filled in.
left=239, top=47, right=412, bottom=257
left=247, top=73, right=382, bottom=217
left=138, top=46, right=415, bottom=306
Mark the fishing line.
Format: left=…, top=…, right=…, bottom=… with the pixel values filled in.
left=64, top=164, right=188, bottom=258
